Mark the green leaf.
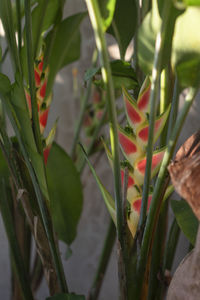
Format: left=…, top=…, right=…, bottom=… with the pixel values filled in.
left=183, top=0, right=200, bottom=5
left=171, top=199, right=198, bottom=246
left=31, top=0, right=64, bottom=54
left=172, top=7, right=200, bottom=87
left=46, top=142, right=83, bottom=245
left=98, top=0, right=116, bottom=31
left=107, top=0, right=137, bottom=58
left=45, top=12, right=86, bottom=96
left=138, top=1, right=183, bottom=74
left=0, top=73, right=11, bottom=95
left=46, top=293, right=85, bottom=300
left=85, top=60, right=138, bottom=90
left=0, top=46, right=2, bottom=61
left=80, top=145, right=116, bottom=225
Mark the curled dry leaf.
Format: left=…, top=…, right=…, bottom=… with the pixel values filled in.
left=168, top=130, right=200, bottom=220
left=167, top=226, right=200, bottom=300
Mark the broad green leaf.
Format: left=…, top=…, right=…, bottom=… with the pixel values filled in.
left=138, top=1, right=183, bottom=74
left=46, top=142, right=83, bottom=245
left=80, top=145, right=116, bottom=225
left=0, top=73, right=11, bottom=95
left=98, top=0, right=116, bottom=31
left=45, top=12, right=86, bottom=96
left=85, top=60, right=138, bottom=90
left=172, top=7, right=200, bottom=87
left=171, top=199, right=198, bottom=245
left=31, top=0, right=64, bottom=54
left=46, top=293, right=85, bottom=300
left=107, top=0, right=137, bottom=58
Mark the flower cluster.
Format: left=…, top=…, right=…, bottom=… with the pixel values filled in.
left=105, top=78, right=170, bottom=237
left=25, top=53, right=55, bottom=164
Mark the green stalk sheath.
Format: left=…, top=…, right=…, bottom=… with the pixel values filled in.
left=71, top=50, right=98, bottom=158
left=136, top=87, right=197, bottom=297
left=24, top=0, right=43, bottom=154
left=88, top=220, right=116, bottom=300
left=85, top=0, right=126, bottom=295
left=139, top=1, right=172, bottom=229
left=0, top=182, right=34, bottom=300
left=85, top=0, right=124, bottom=248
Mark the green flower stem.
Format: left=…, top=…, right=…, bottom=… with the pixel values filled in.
left=136, top=87, right=197, bottom=298
left=0, top=182, right=34, bottom=300
left=85, top=0, right=126, bottom=294
left=139, top=1, right=172, bottom=229
left=24, top=0, right=43, bottom=154
left=16, top=0, right=22, bottom=54
left=167, top=77, right=180, bottom=142
left=70, top=49, right=98, bottom=159
left=88, top=219, right=116, bottom=300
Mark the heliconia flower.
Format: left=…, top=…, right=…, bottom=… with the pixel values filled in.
left=137, top=77, right=151, bottom=113
left=121, top=167, right=139, bottom=202
left=128, top=194, right=152, bottom=237
left=39, top=107, right=50, bottom=134
left=133, top=148, right=166, bottom=185
left=118, top=126, right=143, bottom=165
left=122, top=87, right=147, bottom=131
left=136, top=105, right=171, bottom=148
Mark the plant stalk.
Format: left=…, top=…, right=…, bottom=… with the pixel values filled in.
left=139, top=1, right=172, bottom=229
left=24, top=0, right=43, bottom=154
left=85, top=0, right=126, bottom=297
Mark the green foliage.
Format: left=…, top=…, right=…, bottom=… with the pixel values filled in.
left=0, top=73, right=11, bottom=95
left=107, top=0, right=138, bottom=58
left=98, top=0, right=116, bottom=31
left=46, top=293, right=85, bottom=300
left=30, top=0, right=64, bottom=55
left=45, top=12, right=86, bottom=96
left=171, top=199, right=198, bottom=246
left=172, top=6, right=200, bottom=87
left=85, top=60, right=138, bottom=90
left=46, top=142, right=83, bottom=245
left=138, top=0, right=183, bottom=75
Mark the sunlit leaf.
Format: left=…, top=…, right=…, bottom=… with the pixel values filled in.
left=107, top=0, right=137, bottom=58
left=98, top=0, right=116, bottom=31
